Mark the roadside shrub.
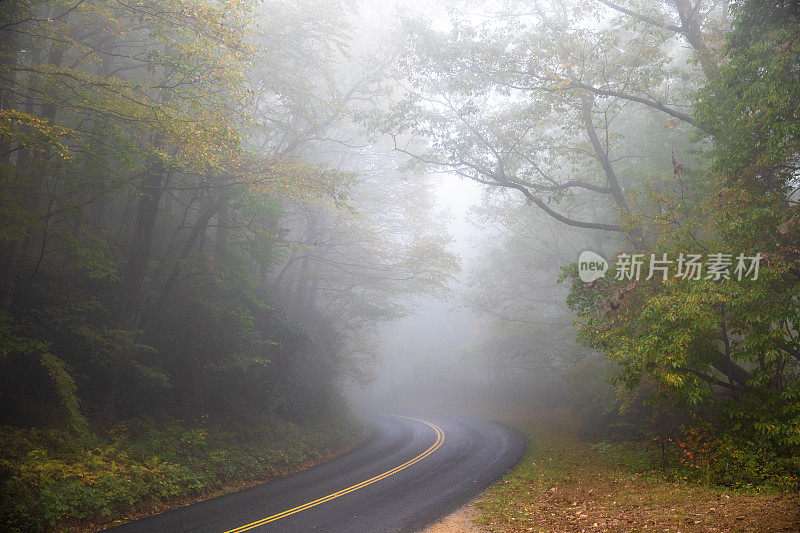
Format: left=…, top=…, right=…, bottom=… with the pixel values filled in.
left=672, top=393, right=800, bottom=491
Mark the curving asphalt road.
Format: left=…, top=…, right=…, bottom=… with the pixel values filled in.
left=109, top=413, right=527, bottom=532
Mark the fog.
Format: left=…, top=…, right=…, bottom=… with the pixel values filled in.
left=0, top=0, right=701, bottom=428
left=352, top=174, right=483, bottom=405
left=3, top=0, right=798, bottom=528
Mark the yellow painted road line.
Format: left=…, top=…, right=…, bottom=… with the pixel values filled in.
left=223, top=416, right=445, bottom=533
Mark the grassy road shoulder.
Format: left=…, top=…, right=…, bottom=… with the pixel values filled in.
left=0, top=416, right=365, bottom=532
left=474, top=409, right=799, bottom=532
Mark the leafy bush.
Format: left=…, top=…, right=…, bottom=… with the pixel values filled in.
left=670, top=392, right=800, bottom=491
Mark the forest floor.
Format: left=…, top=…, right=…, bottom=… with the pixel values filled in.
left=0, top=417, right=365, bottom=532
left=427, top=408, right=800, bottom=533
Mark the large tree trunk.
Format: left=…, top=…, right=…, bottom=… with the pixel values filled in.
left=103, top=159, right=168, bottom=416
left=581, top=101, right=647, bottom=249
left=156, top=191, right=226, bottom=306
left=711, top=350, right=752, bottom=390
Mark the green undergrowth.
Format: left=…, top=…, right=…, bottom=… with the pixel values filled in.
left=591, top=436, right=799, bottom=493
left=0, top=416, right=363, bottom=532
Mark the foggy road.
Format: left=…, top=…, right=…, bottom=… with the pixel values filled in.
left=109, top=414, right=526, bottom=532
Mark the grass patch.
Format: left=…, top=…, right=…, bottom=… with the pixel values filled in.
left=475, top=409, right=800, bottom=532
left=0, top=416, right=364, bottom=532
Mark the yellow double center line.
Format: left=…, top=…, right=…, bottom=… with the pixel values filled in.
left=223, top=416, right=445, bottom=533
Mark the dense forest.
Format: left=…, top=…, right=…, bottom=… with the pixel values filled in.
left=1, top=0, right=800, bottom=530
left=0, top=1, right=455, bottom=528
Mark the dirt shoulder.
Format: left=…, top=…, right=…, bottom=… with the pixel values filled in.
left=424, top=503, right=485, bottom=532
